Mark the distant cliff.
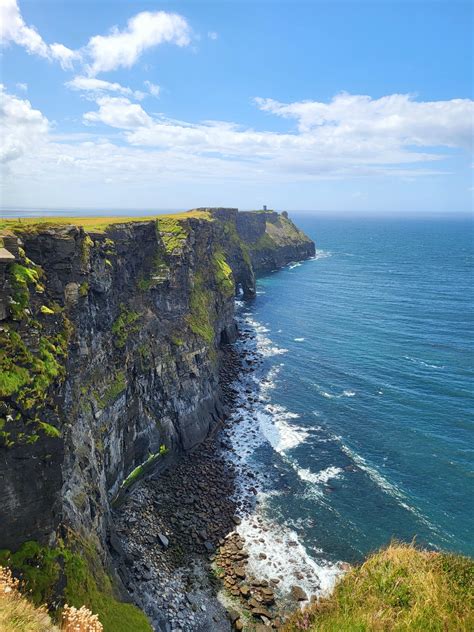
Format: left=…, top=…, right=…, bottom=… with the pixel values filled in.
left=0, top=208, right=314, bottom=629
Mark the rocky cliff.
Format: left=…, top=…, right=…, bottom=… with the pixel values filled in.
left=0, top=208, right=314, bottom=628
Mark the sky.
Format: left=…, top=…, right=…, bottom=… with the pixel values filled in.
left=0, top=0, right=473, bottom=214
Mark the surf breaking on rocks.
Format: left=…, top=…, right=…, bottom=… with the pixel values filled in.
left=220, top=301, right=343, bottom=605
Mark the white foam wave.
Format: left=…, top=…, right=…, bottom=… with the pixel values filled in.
left=342, top=389, right=356, bottom=397
left=310, top=249, right=332, bottom=261
left=298, top=466, right=344, bottom=485
left=289, top=262, right=302, bottom=269
left=246, top=316, right=288, bottom=357
left=316, top=386, right=356, bottom=399
left=294, top=337, right=305, bottom=342
left=257, top=406, right=308, bottom=453
left=404, top=355, right=444, bottom=370
left=237, top=514, right=342, bottom=599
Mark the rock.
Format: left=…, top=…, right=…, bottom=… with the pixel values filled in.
left=234, top=619, right=244, bottom=631
left=157, top=533, right=169, bottom=548
left=227, top=609, right=240, bottom=624
left=234, top=567, right=246, bottom=579
left=291, top=585, right=308, bottom=601
left=251, top=606, right=272, bottom=619
left=232, top=515, right=242, bottom=525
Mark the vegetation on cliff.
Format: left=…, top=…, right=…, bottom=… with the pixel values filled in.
left=284, top=543, right=474, bottom=632
left=0, top=538, right=152, bottom=632
left=0, top=209, right=212, bottom=235
left=0, top=240, right=74, bottom=446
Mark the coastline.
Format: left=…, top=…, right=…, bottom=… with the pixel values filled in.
left=111, top=277, right=343, bottom=632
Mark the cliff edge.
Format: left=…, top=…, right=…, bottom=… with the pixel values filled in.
left=0, top=208, right=314, bottom=630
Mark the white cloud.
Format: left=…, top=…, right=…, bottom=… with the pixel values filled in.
left=83, top=96, right=152, bottom=129
left=1, top=85, right=472, bottom=212
left=49, top=42, right=80, bottom=70
left=144, top=80, right=161, bottom=98
left=85, top=11, right=191, bottom=75
left=66, top=75, right=145, bottom=100
left=16, top=82, right=27, bottom=91
left=254, top=93, right=473, bottom=149
left=1, top=2, right=191, bottom=75
left=0, top=0, right=78, bottom=69
left=0, top=84, right=49, bottom=163
left=207, top=31, right=218, bottom=40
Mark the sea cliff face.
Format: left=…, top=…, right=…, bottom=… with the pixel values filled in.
left=0, top=208, right=314, bottom=625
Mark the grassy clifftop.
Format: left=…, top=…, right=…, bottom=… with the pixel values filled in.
left=284, top=543, right=473, bottom=632
left=0, top=210, right=211, bottom=235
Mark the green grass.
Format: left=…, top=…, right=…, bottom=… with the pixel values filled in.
left=120, top=445, right=168, bottom=489
left=0, top=539, right=152, bottom=632
left=111, top=305, right=140, bottom=349
left=0, top=329, right=65, bottom=403
left=0, top=210, right=212, bottom=234
left=8, top=262, right=42, bottom=320
left=185, top=272, right=215, bottom=344
left=156, top=217, right=190, bottom=254
left=284, top=543, right=474, bottom=632
left=213, top=248, right=235, bottom=297
left=95, top=370, right=127, bottom=408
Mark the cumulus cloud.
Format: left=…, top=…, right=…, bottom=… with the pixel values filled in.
left=66, top=76, right=145, bottom=100
left=1, top=1, right=191, bottom=75
left=85, top=11, right=191, bottom=75
left=254, top=93, right=473, bottom=149
left=2, top=85, right=472, bottom=211
left=83, top=96, right=152, bottom=129
left=0, top=84, right=49, bottom=163
left=0, top=0, right=78, bottom=68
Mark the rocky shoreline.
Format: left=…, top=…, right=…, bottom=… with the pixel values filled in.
left=111, top=325, right=308, bottom=631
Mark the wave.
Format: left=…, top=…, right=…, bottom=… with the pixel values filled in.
left=337, top=440, right=440, bottom=535
left=294, top=337, right=305, bottom=342
left=404, top=355, right=445, bottom=370
left=316, top=386, right=357, bottom=399
left=310, top=249, right=332, bottom=261
left=259, top=410, right=308, bottom=453
left=236, top=511, right=342, bottom=600
left=246, top=316, right=288, bottom=357
left=222, top=306, right=346, bottom=599
left=297, top=465, right=344, bottom=485
left=289, top=262, right=302, bottom=269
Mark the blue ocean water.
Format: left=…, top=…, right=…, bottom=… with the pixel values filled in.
left=230, top=216, right=473, bottom=578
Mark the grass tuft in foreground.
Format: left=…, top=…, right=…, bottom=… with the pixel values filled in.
left=284, top=542, right=474, bottom=632
left=0, top=565, right=105, bottom=631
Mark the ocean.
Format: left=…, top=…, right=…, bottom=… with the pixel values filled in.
left=223, top=215, right=474, bottom=597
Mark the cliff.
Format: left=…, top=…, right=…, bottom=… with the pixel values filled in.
left=0, top=208, right=314, bottom=629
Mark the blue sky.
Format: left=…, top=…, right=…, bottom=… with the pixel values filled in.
left=1, top=0, right=473, bottom=214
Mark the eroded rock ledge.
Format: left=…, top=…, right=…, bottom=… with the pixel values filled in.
left=0, top=208, right=314, bottom=630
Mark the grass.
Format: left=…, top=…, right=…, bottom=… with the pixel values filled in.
left=0, top=210, right=212, bottom=234
left=185, top=272, right=215, bottom=344
left=0, top=566, right=57, bottom=632
left=213, top=248, right=235, bottom=297
left=9, top=261, right=42, bottom=320
left=283, top=542, right=474, bottom=632
left=95, top=370, right=127, bottom=409
left=156, top=217, right=190, bottom=254
left=120, top=445, right=168, bottom=490
left=0, top=539, right=152, bottom=632
left=111, top=305, right=140, bottom=349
